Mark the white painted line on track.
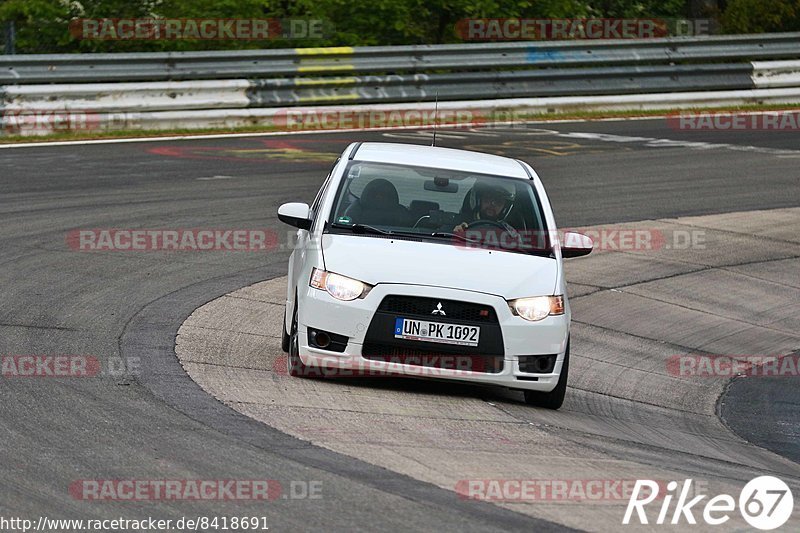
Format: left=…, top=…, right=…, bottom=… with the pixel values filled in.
left=0, top=120, right=537, bottom=149
left=2, top=109, right=797, bottom=149
left=553, top=131, right=800, bottom=157
left=385, top=127, right=800, bottom=157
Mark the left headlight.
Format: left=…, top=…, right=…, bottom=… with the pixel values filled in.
left=509, top=295, right=565, bottom=322
left=310, top=268, right=372, bottom=301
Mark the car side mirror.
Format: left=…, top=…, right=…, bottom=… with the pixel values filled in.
left=278, top=202, right=312, bottom=230
left=561, top=231, right=593, bottom=258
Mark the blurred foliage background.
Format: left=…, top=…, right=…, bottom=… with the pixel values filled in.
left=0, top=0, right=797, bottom=53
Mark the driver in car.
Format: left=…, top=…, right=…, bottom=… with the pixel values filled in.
left=453, top=181, right=515, bottom=235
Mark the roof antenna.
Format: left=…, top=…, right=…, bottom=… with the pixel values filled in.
left=431, top=92, right=439, bottom=147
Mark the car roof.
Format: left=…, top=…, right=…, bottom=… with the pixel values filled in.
left=351, top=142, right=531, bottom=179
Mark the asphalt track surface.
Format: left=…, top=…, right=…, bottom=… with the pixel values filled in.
left=176, top=205, right=800, bottom=530
left=1, top=118, right=799, bottom=530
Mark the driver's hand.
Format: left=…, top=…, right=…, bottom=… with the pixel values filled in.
left=453, top=222, right=469, bottom=234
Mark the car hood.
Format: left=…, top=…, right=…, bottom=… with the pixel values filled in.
left=321, top=234, right=558, bottom=299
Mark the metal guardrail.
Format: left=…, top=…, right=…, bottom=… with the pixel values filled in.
left=2, top=64, right=756, bottom=113
left=248, top=64, right=757, bottom=106
left=1, top=34, right=799, bottom=136
left=1, top=33, right=799, bottom=84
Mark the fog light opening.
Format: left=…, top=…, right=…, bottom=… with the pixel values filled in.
left=314, top=331, right=331, bottom=349
left=519, top=355, right=557, bottom=374
left=535, top=357, right=552, bottom=373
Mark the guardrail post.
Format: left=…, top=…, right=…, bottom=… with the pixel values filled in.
left=690, top=0, right=719, bottom=17
left=4, top=21, right=16, bottom=55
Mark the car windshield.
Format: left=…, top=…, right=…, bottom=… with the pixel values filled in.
left=326, top=160, right=551, bottom=256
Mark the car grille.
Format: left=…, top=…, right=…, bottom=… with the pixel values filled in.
left=364, top=295, right=505, bottom=373
left=362, top=343, right=504, bottom=374
left=377, top=296, right=498, bottom=323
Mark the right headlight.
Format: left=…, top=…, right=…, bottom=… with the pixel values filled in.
left=509, top=296, right=565, bottom=322
left=310, top=268, right=372, bottom=301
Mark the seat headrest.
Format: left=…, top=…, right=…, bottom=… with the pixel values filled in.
left=361, top=179, right=399, bottom=209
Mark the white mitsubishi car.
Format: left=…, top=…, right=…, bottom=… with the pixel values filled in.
left=278, top=142, right=592, bottom=409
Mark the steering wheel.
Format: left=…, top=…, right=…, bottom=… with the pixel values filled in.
left=467, top=219, right=519, bottom=237
left=464, top=220, right=523, bottom=247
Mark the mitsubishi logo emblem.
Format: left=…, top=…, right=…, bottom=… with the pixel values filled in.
left=432, top=302, right=446, bottom=316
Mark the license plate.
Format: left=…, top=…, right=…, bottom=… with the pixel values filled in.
left=394, top=318, right=480, bottom=347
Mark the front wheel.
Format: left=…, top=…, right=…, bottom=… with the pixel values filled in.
left=281, top=309, right=290, bottom=353
left=524, top=341, right=569, bottom=410
left=287, top=298, right=311, bottom=377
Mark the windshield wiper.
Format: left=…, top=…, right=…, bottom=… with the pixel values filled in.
left=330, top=223, right=394, bottom=236
left=430, top=232, right=554, bottom=257
left=429, top=232, right=482, bottom=243
left=522, top=248, right=556, bottom=258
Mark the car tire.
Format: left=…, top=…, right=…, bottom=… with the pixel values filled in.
left=288, top=297, right=311, bottom=377
left=281, top=309, right=290, bottom=353
left=524, top=341, right=569, bottom=410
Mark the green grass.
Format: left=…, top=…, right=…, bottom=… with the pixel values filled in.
left=492, top=104, right=800, bottom=123
left=1, top=103, right=798, bottom=144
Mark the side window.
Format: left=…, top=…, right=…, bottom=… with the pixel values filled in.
left=311, top=158, right=339, bottom=230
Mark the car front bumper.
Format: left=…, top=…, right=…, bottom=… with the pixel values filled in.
left=296, top=283, right=570, bottom=392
